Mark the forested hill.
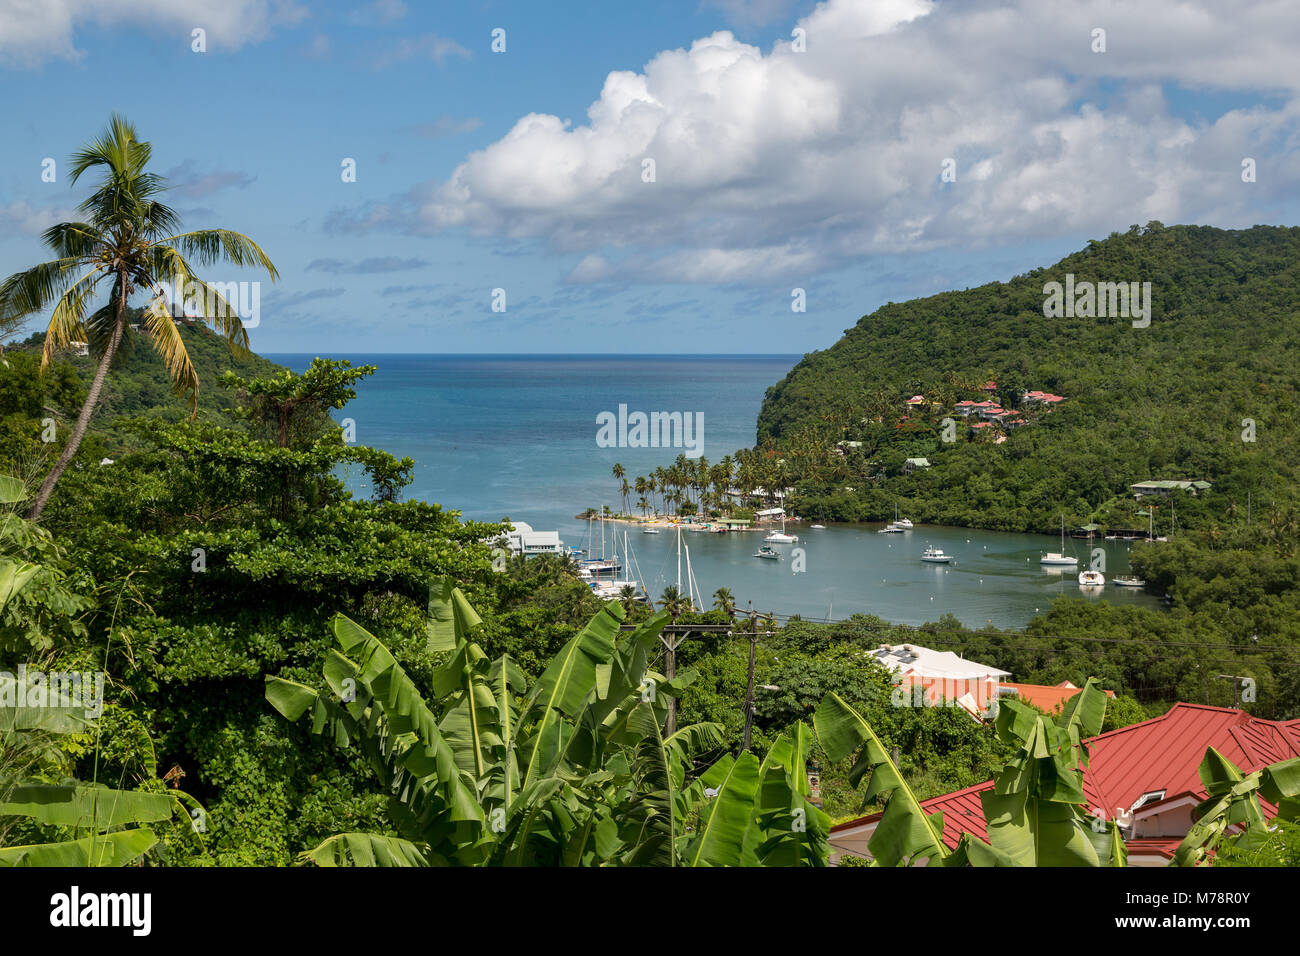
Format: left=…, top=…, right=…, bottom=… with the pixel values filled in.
left=755, top=222, right=1300, bottom=531
left=9, top=314, right=285, bottom=423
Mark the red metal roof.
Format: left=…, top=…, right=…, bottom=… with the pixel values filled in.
left=829, top=703, right=1300, bottom=849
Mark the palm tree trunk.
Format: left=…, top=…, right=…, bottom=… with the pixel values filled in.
left=27, top=283, right=127, bottom=520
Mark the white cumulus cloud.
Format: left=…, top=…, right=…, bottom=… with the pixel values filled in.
left=333, top=0, right=1300, bottom=283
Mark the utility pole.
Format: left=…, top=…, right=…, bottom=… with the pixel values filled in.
left=741, top=611, right=759, bottom=752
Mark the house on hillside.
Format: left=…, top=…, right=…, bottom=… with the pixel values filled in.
left=902, top=457, right=930, bottom=475
left=1022, top=390, right=1065, bottom=407
left=999, top=680, right=1116, bottom=715
left=872, top=643, right=1011, bottom=717
left=827, top=703, right=1300, bottom=866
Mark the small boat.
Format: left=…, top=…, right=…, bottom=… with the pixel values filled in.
left=878, top=522, right=905, bottom=533
left=889, top=503, right=913, bottom=529
left=753, top=546, right=782, bottom=560
left=1111, top=575, right=1146, bottom=587
left=810, top=524, right=826, bottom=529
left=1078, top=570, right=1105, bottom=587
left=642, top=527, right=660, bottom=534
left=921, top=547, right=953, bottom=564
left=1041, top=515, right=1078, bottom=566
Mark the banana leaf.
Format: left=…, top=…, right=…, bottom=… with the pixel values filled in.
left=814, top=692, right=948, bottom=865
left=0, top=828, right=157, bottom=867
left=0, top=783, right=176, bottom=829
left=302, top=833, right=433, bottom=867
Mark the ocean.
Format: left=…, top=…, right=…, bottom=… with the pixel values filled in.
left=265, top=353, right=1160, bottom=627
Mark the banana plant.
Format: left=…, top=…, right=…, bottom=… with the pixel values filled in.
left=816, top=678, right=1127, bottom=866
left=0, top=671, right=197, bottom=866
left=1172, top=747, right=1300, bottom=866
left=266, top=580, right=737, bottom=866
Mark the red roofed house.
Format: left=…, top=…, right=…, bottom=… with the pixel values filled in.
left=981, top=380, right=997, bottom=392
left=905, top=394, right=926, bottom=407
left=828, top=703, right=1300, bottom=866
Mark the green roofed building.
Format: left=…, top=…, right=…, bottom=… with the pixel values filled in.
left=1130, top=480, right=1212, bottom=497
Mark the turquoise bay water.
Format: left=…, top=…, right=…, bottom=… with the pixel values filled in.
left=266, top=353, right=1162, bottom=628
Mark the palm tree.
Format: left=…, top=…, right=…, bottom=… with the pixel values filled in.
left=0, top=115, right=278, bottom=519
left=618, top=584, right=639, bottom=615
left=659, top=584, right=692, bottom=620
left=712, top=587, right=736, bottom=619
left=611, top=463, right=625, bottom=512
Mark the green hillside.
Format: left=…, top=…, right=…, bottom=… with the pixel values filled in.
left=756, top=222, right=1300, bottom=535
left=9, top=312, right=285, bottom=424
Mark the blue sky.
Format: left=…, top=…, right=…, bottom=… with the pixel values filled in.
left=2, top=0, right=1298, bottom=354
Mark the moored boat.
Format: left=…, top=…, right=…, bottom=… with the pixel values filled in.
left=1041, top=514, right=1079, bottom=566
left=920, top=547, right=952, bottom=563
left=753, top=546, right=782, bottom=560
left=1078, top=570, right=1105, bottom=587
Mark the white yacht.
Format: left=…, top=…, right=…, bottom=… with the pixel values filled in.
left=920, top=547, right=952, bottom=563
left=1112, top=575, right=1146, bottom=587
left=1078, top=570, right=1105, bottom=587
left=763, top=515, right=798, bottom=544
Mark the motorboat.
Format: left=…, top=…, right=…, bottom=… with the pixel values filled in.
left=810, top=524, right=826, bottom=529
left=1111, top=575, right=1146, bottom=587
left=753, top=546, right=782, bottom=560
left=921, top=547, right=953, bottom=563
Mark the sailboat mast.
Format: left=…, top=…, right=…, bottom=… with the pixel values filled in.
left=676, top=524, right=682, bottom=591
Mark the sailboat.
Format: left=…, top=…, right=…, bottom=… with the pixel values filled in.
left=1078, top=569, right=1105, bottom=587
left=1040, top=514, right=1078, bottom=566
left=764, top=515, right=798, bottom=544
left=879, top=503, right=911, bottom=533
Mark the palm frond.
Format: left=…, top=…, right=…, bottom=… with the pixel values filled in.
left=161, top=230, right=280, bottom=279
left=147, top=245, right=250, bottom=355
left=38, top=269, right=102, bottom=369
left=39, top=222, right=105, bottom=260
left=141, top=295, right=199, bottom=415
left=0, top=257, right=101, bottom=324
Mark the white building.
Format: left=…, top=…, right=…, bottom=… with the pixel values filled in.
left=501, top=521, right=565, bottom=556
